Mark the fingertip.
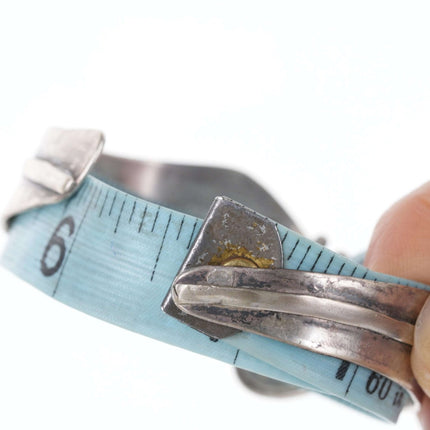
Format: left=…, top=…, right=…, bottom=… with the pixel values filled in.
left=364, top=181, right=430, bottom=284
left=364, top=181, right=430, bottom=406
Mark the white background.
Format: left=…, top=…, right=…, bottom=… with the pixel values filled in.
left=1, top=1, right=429, bottom=429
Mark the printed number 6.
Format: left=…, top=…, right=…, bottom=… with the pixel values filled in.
left=40, top=216, right=75, bottom=277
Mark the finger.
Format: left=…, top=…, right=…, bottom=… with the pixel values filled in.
left=365, top=181, right=430, bottom=284
left=419, top=396, right=430, bottom=428
left=413, top=297, right=430, bottom=399
left=364, top=181, right=430, bottom=398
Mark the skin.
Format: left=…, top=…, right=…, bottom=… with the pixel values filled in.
left=364, top=181, right=430, bottom=428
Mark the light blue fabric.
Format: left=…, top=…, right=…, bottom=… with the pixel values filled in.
left=3, top=176, right=428, bottom=422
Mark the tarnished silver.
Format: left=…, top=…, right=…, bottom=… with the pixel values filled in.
left=4, top=128, right=297, bottom=230
left=164, top=197, right=428, bottom=399
left=3, top=128, right=105, bottom=229
left=4, top=127, right=299, bottom=396
left=173, top=268, right=421, bottom=345
left=162, top=196, right=284, bottom=339
left=95, top=155, right=301, bottom=396
left=235, top=368, right=304, bottom=397
left=10, top=128, right=426, bottom=400
left=92, top=154, right=299, bottom=229
left=171, top=264, right=428, bottom=396
left=23, top=158, right=75, bottom=195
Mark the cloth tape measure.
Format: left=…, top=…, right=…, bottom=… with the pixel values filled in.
left=2, top=128, right=429, bottom=423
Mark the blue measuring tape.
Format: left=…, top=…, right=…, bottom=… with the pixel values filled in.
left=2, top=174, right=429, bottom=422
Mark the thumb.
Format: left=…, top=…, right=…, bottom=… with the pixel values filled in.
left=364, top=182, right=430, bottom=397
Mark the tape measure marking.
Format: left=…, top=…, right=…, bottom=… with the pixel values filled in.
left=52, top=183, right=99, bottom=297
left=3, top=175, right=429, bottom=422
left=345, top=364, right=358, bottom=395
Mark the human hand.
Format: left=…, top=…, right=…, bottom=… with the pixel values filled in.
left=364, top=182, right=430, bottom=428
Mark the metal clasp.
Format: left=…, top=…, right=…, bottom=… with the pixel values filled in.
left=3, top=128, right=104, bottom=229
left=162, top=196, right=428, bottom=400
